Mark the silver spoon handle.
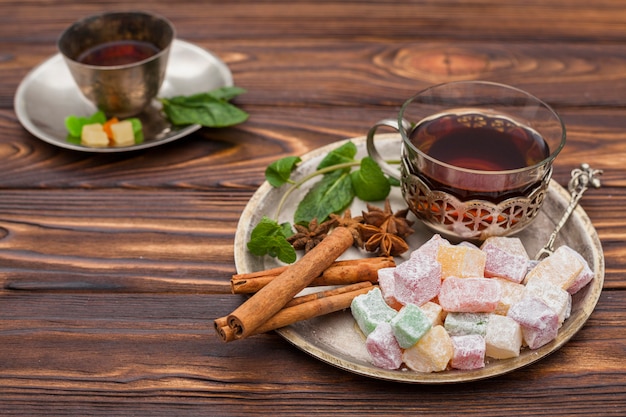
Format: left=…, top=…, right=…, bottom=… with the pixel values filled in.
left=535, top=163, right=603, bottom=260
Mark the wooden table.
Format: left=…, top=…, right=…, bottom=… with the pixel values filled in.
left=2, top=1, right=625, bottom=415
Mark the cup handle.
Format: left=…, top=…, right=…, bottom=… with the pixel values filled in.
left=366, top=117, right=411, bottom=181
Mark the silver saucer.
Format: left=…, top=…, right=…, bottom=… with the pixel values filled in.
left=234, top=134, right=604, bottom=384
left=14, top=39, right=233, bottom=152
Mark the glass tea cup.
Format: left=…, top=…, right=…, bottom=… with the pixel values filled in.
left=367, top=81, right=566, bottom=241
left=58, top=11, right=174, bottom=118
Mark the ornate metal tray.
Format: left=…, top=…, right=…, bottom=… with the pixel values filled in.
left=234, top=134, right=604, bottom=383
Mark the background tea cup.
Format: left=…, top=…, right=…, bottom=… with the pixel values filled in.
left=58, top=11, right=174, bottom=118
left=367, top=81, right=566, bottom=241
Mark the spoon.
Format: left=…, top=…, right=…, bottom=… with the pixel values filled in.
left=535, top=163, right=603, bottom=260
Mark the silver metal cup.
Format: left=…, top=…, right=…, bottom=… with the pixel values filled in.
left=58, top=11, right=175, bottom=118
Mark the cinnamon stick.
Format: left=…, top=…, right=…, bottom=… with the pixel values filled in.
left=282, top=281, right=372, bottom=308
left=253, top=283, right=373, bottom=335
left=215, top=282, right=374, bottom=342
left=230, top=256, right=395, bottom=294
left=225, top=227, right=354, bottom=340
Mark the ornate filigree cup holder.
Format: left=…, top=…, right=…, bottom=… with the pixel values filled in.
left=400, top=160, right=551, bottom=241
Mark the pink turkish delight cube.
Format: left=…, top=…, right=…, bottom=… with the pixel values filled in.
left=410, top=234, right=450, bottom=263
left=450, top=334, right=486, bottom=370
left=567, top=248, right=594, bottom=294
left=482, top=242, right=529, bottom=283
left=377, top=267, right=402, bottom=310
left=438, top=277, right=502, bottom=313
left=481, top=236, right=528, bottom=258
left=365, top=322, right=403, bottom=370
left=393, top=253, right=442, bottom=307
left=507, top=296, right=559, bottom=349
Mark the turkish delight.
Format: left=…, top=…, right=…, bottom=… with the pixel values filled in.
left=365, top=322, right=403, bottom=370
left=347, top=232, right=591, bottom=375
left=567, top=249, right=595, bottom=294
left=390, top=303, right=432, bottom=348
left=507, top=296, right=560, bottom=349
left=524, top=245, right=584, bottom=291
left=377, top=267, right=402, bottom=310
left=493, top=278, right=526, bottom=315
left=485, top=314, right=523, bottom=359
left=444, top=312, right=489, bottom=336
left=438, top=277, right=501, bottom=313
left=482, top=241, right=529, bottom=283
left=524, top=276, right=572, bottom=324
left=402, top=325, right=453, bottom=373
left=481, top=236, right=528, bottom=258
left=393, top=253, right=441, bottom=307
left=450, top=334, right=486, bottom=370
left=420, top=301, right=446, bottom=326
left=437, top=244, right=486, bottom=279
left=351, top=287, right=397, bottom=336
left=410, top=234, right=450, bottom=262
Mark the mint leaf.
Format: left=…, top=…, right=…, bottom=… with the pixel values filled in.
left=265, top=156, right=302, bottom=187
left=317, top=141, right=357, bottom=169
left=160, top=87, right=249, bottom=127
left=247, top=216, right=296, bottom=263
left=294, top=169, right=355, bottom=224
left=350, top=156, right=391, bottom=201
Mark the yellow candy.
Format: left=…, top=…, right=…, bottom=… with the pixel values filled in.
left=437, top=244, right=486, bottom=279
left=402, top=325, right=453, bottom=373
left=524, top=245, right=583, bottom=290
left=493, top=278, right=526, bottom=315
left=420, top=301, right=446, bottom=326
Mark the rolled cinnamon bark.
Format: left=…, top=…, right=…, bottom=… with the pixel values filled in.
left=252, top=283, right=373, bottom=334
left=215, top=282, right=374, bottom=342
left=226, top=227, right=354, bottom=339
left=230, top=256, right=395, bottom=294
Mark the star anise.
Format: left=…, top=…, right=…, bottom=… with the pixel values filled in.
left=362, top=199, right=414, bottom=239
left=329, top=209, right=365, bottom=248
left=287, top=217, right=338, bottom=253
left=358, top=224, right=410, bottom=257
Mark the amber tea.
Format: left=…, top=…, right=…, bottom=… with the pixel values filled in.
left=408, top=112, right=550, bottom=201
left=77, top=40, right=160, bottom=66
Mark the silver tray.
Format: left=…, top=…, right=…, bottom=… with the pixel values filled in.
left=234, top=134, right=604, bottom=383
left=14, top=39, right=233, bottom=152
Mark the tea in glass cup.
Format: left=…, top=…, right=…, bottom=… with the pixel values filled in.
left=367, top=81, right=566, bottom=241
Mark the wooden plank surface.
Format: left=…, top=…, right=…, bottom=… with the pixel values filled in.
left=1, top=1, right=626, bottom=416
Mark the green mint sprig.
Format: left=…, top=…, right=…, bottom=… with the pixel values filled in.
left=159, top=86, right=249, bottom=127
left=246, top=141, right=398, bottom=263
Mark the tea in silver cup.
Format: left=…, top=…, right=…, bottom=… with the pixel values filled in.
left=58, top=11, right=175, bottom=118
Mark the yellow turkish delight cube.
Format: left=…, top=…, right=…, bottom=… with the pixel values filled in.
left=493, top=278, right=526, bottom=315
left=420, top=301, right=446, bottom=326
left=437, top=244, right=486, bottom=279
left=110, top=120, right=135, bottom=147
left=81, top=123, right=109, bottom=147
left=402, top=325, right=453, bottom=373
left=524, top=245, right=584, bottom=291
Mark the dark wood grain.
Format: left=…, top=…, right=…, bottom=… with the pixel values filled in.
left=1, top=1, right=626, bottom=416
